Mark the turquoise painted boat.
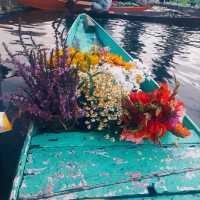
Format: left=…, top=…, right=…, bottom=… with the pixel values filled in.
left=10, top=14, right=200, bottom=200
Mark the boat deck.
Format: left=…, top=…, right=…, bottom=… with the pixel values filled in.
left=11, top=128, right=200, bottom=199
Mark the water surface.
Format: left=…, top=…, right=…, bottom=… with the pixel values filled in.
left=0, top=10, right=200, bottom=199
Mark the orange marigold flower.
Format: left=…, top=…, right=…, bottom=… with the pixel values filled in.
left=123, top=63, right=135, bottom=70
left=174, top=123, right=191, bottom=138
left=68, top=47, right=76, bottom=55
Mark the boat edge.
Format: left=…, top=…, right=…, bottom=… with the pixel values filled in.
left=9, top=123, right=36, bottom=200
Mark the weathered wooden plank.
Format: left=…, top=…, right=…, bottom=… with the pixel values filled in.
left=18, top=131, right=200, bottom=199
left=30, top=130, right=200, bottom=148
left=9, top=124, right=36, bottom=200
left=45, top=192, right=200, bottom=200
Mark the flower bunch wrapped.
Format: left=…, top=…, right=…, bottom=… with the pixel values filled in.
left=120, top=81, right=191, bottom=144
left=51, top=47, right=148, bottom=90
left=3, top=22, right=191, bottom=144
left=50, top=46, right=149, bottom=130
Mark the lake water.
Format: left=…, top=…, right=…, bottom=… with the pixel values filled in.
left=0, top=10, right=200, bottom=199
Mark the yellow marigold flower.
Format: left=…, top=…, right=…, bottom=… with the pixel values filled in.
left=136, top=74, right=143, bottom=84
left=90, top=55, right=100, bottom=65
left=58, top=49, right=64, bottom=57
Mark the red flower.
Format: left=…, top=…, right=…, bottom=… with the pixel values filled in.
left=151, top=83, right=171, bottom=105
left=129, top=91, right=150, bottom=105
left=121, top=82, right=191, bottom=145
left=146, top=120, right=167, bottom=144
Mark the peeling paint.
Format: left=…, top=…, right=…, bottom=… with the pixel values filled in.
left=25, top=167, right=46, bottom=175
left=181, top=149, right=200, bottom=159
left=27, top=154, right=33, bottom=164
left=100, top=172, right=110, bottom=177
left=177, top=186, right=196, bottom=191
left=47, top=177, right=54, bottom=195
left=21, top=181, right=27, bottom=189
left=113, top=157, right=127, bottom=165
left=155, top=179, right=167, bottom=192
left=43, top=160, right=49, bottom=165
left=67, top=150, right=76, bottom=155
left=185, top=172, right=196, bottom=180
left=133, top=181, right=147, bottom=189
left=56, top=173, right=65, bottom=179
left=84, top=150, right=110, bottom=158
left=69, top=172, right=82, bottom=179
left=66, top=162, right=77, bottom=169
left=125, top=172, right=142, bottom=178
left=107, top=191, right=117, bottom=196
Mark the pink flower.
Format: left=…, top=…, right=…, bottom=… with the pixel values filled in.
left=120, top=129, right=145, bottom=144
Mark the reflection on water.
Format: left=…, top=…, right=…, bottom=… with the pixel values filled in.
left=97, top=18, right=200, bottom=126
left=0, top=10, right=200, bottom=199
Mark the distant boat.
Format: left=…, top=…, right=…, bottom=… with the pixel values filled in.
left=17, top=0, right=151, bottom=12
left=10, top=14, right=200, bottom=200
left=110, top=1, right=152, bottom=12
left=17, top=0, right=66, bottom=11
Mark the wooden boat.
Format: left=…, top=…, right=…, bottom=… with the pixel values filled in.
left=110, top=2, right=152, bottom=13
left=17, top=0, right=66, bottom=11
left=10, top=14, right=200, bottom=200
left=110, top=5, right=151, bottom=13
left=17, top=0, right=151, bottom=12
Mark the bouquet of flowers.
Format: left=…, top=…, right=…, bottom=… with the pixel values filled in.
left=2, top=22, right=148, bottom=131
left=120, top=81, right=191, bottom=144
left=50, top=46, right=149, bottom=131
left=2, top=23, right=191, bottom=144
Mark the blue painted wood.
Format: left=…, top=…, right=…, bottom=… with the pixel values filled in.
left=17, top=132, right=200, bottom=199
left=10, top=14, right=200, bottom=200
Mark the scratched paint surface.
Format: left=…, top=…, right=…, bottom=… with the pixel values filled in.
left=13, top=130, right=200, bottom=199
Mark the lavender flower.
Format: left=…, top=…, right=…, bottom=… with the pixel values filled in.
left=2, top=21, right=81, bottom=130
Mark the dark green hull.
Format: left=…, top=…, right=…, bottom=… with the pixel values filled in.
left=10, top=14, right=200, bottom=200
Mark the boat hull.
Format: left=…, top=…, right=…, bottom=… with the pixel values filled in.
left=110, top=5, right=152, bottom=13
left=17, top=0, right=151, bottom=12
left=17, top=0, right=65, bottom=11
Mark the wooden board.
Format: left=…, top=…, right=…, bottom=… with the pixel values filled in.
left=11, top=130, right=200, bottom=199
